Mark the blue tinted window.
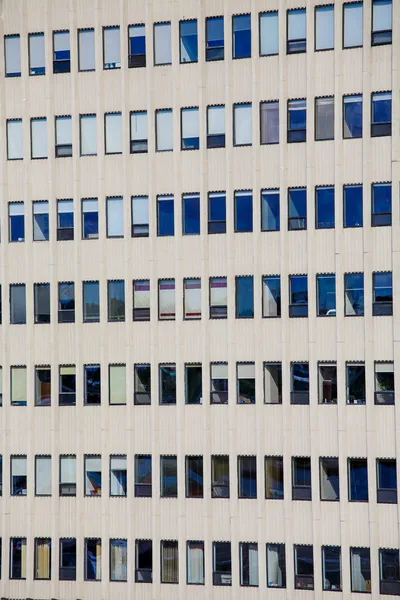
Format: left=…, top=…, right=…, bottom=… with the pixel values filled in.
left=287, top=9, right=307, bottom=53
left=317, top=274, right=336, bottom=316
left=372, top=183, right=391, bottom=226
left=129, top=25, right=145, bottom=55
left=183, top=194, right=200, bottom=235
left=233, top=14, right=251, bottom=58
left=157, top=196, right=174, bottom=236
left=82, top=201, right=98, bottom=239
left=344, top=185, right=363, bottom=228
left=180, top=20, right=198, bottom=63
left=343, top=95, right=363, bottom=138
left=349, top=459, right=368, bottom=501
left=288, top=99, right=306, bottom=142
left=206, top=16, right=224, bottom=60
left=235, top=191, right=253, bottom=232
left=288, top=188, right=307, bottom=230
left=236, top=276, right=254, bottom=318
left=378, top=460, right=396, bottom=489
left=261, top=190, right=280, bottom=231
left=9, top=216, right=25, bottom=242
left=345, top=273, right=364, bottom=316
left=208, top=193, right=226, bottom=234
left=373, top=272, right=392, bottom=302
left=292, top=364, right=309, bottom=393
left=289, top=275, right=308, bottom=317
left=83, top=281, right=100, bottom=322
left=372, top=92, right=392, bottom=123
left=316, top=186, right=335, bottom=228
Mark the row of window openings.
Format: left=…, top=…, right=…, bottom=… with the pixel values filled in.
left=2, top=360, right=395, bottom=408
left=3, top=454, right=398, bottom=507
left=5, top=92, right=392, bottom=161
left=4, top=538, right=398, bottom=594
left=6, top=184, right=394, bottom=244
left=4, top=2, right=393, bottom=78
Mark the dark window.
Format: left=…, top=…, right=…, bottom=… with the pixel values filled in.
left=238, top=456, right=257, bottom=498
left=84, top=365, right=101, bottom=405
left=379, top=548, right=400, bottom=595
left=322, top=546, right=341, bottom=591
left=157, top=195, right=174, bottom=236
left=260, top=101, right=279, bottom=144
left=83, top=281, right=100, bottom=323
left=371, top=92, right=392, bottom=137
left=10, top=538, right=27, bottom=579
left=33, top=201, right=49, bottom=240
left=288, top=188, right=307, bottom=230
left=209, top=277, right=227, bottom=319
left=315, top=97, right=334, bottom=141
left=161, top=540, right=178, bottom=583
left=59, top=538, right=76, bottom=581
left=375, top=361, right=394, bottom=405
left=267, top=543, right=286, bottom=588
left=58, top=282, right=75, bottom=323
left=344, top=184, right=363, bottom=228
left=264, top=363, right=282, bottom=404
left=373, top=271, right=392, bottom=315
left=287, top=8, right=306, bottom=53
left=320, top=457, right=340, bottom=500
left=317, top=274, right=336, bottom=316
left=347, top=363, right=366, bottom=404
left=262, top=276, right=281, bottom=318
left=84, top=538, right=101, bottom=580
left=53, top=31, right=70, bottom=73
left=237, top=363, right=255, bottom=404
left=9, top=202, right=25, bottom=242
left=159, top=364, right=176, bottom=405
left=84, top=455, right=101, bottom=496
left=235, top=191, right=253, bottom=232
left=213, top=542, right=232, bottom=586
left=350, top=547, right=371, bottom=592
left=59, top=365, right=76, bottom=406
left=345, top=273, right=364, bottom=316
left=135, top=540, right=152, bottom=583
left=211, top=455, right=230, bottom=498
left=236, top=276, right=254, bottom=318
left=134, top=364, right=151, bottom=405
left=207, top=106, right=225, bottom=149
left=261, top=189, right=280, bottom=232
left=35, top=366, right=51, bottom=406
left=288, top=99, right=306, bottom=142
left=182, top=194, right=200, bottom=234
left=318, top=364, right=337, bottom=404
left=294, top=545, right=314, bottom=590
left=210, top=363, right=228, bottom=405
left=233, top=14, right=251, bottom=59
left=315, top=5, right=334, bottom=51
left=186, top=456, right=203, bottom=498
left=181, top=107, right=199, bottom=150
left=343, top=95, right=363, bottom=138
left=208, top=192, right=226, bottom=233
left=316, top=186, right=335, bottom=229
left=180, top=20, right=198, bottom=63
left=82, top=198, right=99, bottom=239
left=265, top=456, right=284, bottom=499
left=57, top=199, right=74, bottom=240
left=185, top=364, right=202, bottom=404
left=289, top=275, right=308, bottom=317
left=10, top=284, right=26, bottom=325
left=372, top=183, right=391, bottom=226
left=372, top=0, right=392, bottom=46
left=292, top=457, right=312, bottom=500
left=34, top=283, right=50, bottom=324
left=206, top=16, right=224, bottom=61
left=291, top=363, right=309, bottom=405
left=239, top=542, right=259, bottom=586
left=377, top=459, right=397, bottom=504
left=348, top=458, right=369, bottom=501
left=160, top=455, right=177, bottom=498
left=135, top=455, right=152, bottom=497
left=128, top=24, right=146, bottom=68
left=11, top=455, right=27, bottom=496
left=107, top=280, right=125, bottom=322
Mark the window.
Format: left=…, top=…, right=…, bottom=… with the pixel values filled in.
left=291, top=363, right=309, bottom=405
left=237, top=362, right=255, bottom=404
left=135, top=539, right=152, bottom=583
left=348, top=458, right=368, bottom=501
left=135, top=455, right=152, bottom=497
left=80, top=114, right=97, bottom=156
left=372, top=183, right=391, bottom=227
left=31, top=117, right=48, bottom=158
left=294, top=545, right=314, bottom=590
left=130, top=112, right=148, bottom=153
left=344, top=184, right=363, bottom=228
left=320, top=457, right=340, bottom=500
left=59, top=538, right=76, bottom=580
left=83, top=281, right=100, bottom=322
left=213, top=542, right=232, bottom=586
left=210, top=363, right=228, bottom=405
left=184, top=279, right=201, bottom=320
left=187, top=541, right=205, bottom=585
left=371, top=92, right=392, bottom=137
left=128, top=24, right=146, bottom=68
left=159, top=364, right=176, bottom=405
left=133, top=280, right=150, bottom=321
left=10, top=284, right=26, bottom=324
left=156, top=109, right=173, bottom=151
left=379, top=548, right=400, bottom=595
left=377, top=458, right=397, bottom=503
left=158, top=279, right=175, bottom=320
left=106, top=197, right=124, bottom=238
left=288, top=188, right=307, bottom=230
left=160, top=455, right=177, bottom=497
left=322, top=546, right=341, bottom=591
left=287, top=99, right=306, bottom=142
left=233, top=104, right=252, bottom=146
left=11, top=455, right=27, bottom=495
left=58, top=282, right=74, bottom=323
left=210, top=277, right=227, bottom=319
left=318, top=363, right=337, bottom=404
left=267, top=543, right=286, bottom=588
left=206, top=107, right=227, bottom=154
left=264, top=363, right=282, bottom=404
left=34, top=283, right=50, bottom=324
left=134, top=364, right=151, bottom=405
left=59, top=365, right=76, bottom=406
left=316, top=186, right=334, bottom=228
left=350, top=547, right=371, bottom=592
left=29, top=32, right=45, bottom=75
left=375, top=361, right=394, bottom=405
left=57, top=199, right=74, bottom=240
left=235, top=190, right=253, bottom=232
left=239, top=543, right=259, bottom=586
left=84, top=364, right=101, bottom=405
left=211, top=455, right=229, bottom=497
left=157, top=195, right=174, bottom=236
left=11, top=366, right=27, bottom=406
left=287, top=8, right=306, bottom=54
left=345, top=273, right=364, bottom=316
left=261, top=189, right=280, bottom=231
left=82, top=198, right=99, bottom=239
left=53, top=30, right=70, bottom=74
left=33, top=201, right=49, bottom=241
left=344, top=2, right=364, bottom=48
left=347, top=363, right=366, bottom=404
left=292, top=457, right=311, bottom=500
left=10, top=538, right=27, bottom=579
left=109, top=364, right=126, bottom=404
left=372, top=0, right=392, bottom=45
left=154, top=22, right=172, bottom=65
left=315, top=97, right=334, bottom=140
left=180, top=19, right=198, bottom=63
left=343, top=95, right=363, bottom=138
left=55, top=115, right=72, bottom=157
left=105, top=113, right=122, bottom=154
left=84, top=455, right=101, bottom=496
left=265, top=456, right=284, bottom=499
left=289, top=275, right=308, bottom=317
left=317, top=274, right=336, bottom=316
left=181, top=107, right=199, bottom=150
left=131, top=196, right=149, bottom=237
left=59, top=455, right=76, bottom=495
left=235, top=275, right=254, bottom=318
left=103, top=26, right=120, bottom=69
left=35, top=366, right=51, bottom=406
left=208, top=192, right=226, bottom=233
left=260, top=11, right=279, bottom=56
left=182, top=193, right=200, bottom=234
left=233, top=14, right=251, bottom=58
left=35, top=456, right=51, bottom=496
left=84, top=539, right=101, bottom=580
left=373, top=271, right=392, bottom=315
left=238, top=456, right=257, bottom=498
left=206, top=16, right=224, bottom=61
left=9, top=202, right=24, bottom=242
left=161, top=540, right=178, bottom=583
left=78, top=28, right=95, bottom=71
left=7, top=119, right=23, bottom=160
left=260, top=101, right=279, bottom=144
left=5, top=35, right=21, bottom=76
left=186, top=456, right=203, bottom=497
left=315, top=5, right=334, bottom=50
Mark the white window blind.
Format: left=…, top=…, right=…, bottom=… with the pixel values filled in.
left=110, top=540, right=127, bottom=581
left=107, top=197, right=124, bottom=237
left=159, top=279, right=175, bottom=319
left=234, top=104, right=252, bottom=145
left=11, top=367, right=26, bottom=405
left=130, top=112, right=147, bottom=141
left=238, top=363, right=255, bottom=379
left=9, top=202, right=24, bottom=217
left=31, top=118, right=48, bottom=158
left=267, top=545, right=284, bottom=587
left=184, top=279, right=201, bottom=319
left=154, top=22, right=172, bottom=65
left=132, top=197, right=149, bottom=226
left=134, top=280, right=150, bottom=308
left=29, top=34, right=45, bottom=70
left=12, top=456, right=27, bottom=476
left=105, top=113, right=122, bottom=154
left=187, top=543, right=204, bottom=584
left=109, top=365, right=126, bottom=405
left=210, top=278, right=227, bottom=306
left=316, top=6, right=334, bottom=50
left=260, top=12, right=279, bottom=55
left=262, top=277, right=279, bottom=317
left=208, top=106, right=225, bottom=135
left=35, top=456, right=51, bottom=495
left=373, top=0, right=392, bottom=31
left=60, top=456, right=76, bottom=483
left=5, top=36, right=21, bottom=75
left=110, top=456, right=127, bottom=495
left=288, top=9, right=306, bottom=41
left=182, top=108, right=199, bottom=140
left=78, top=29, right=95, bottom=71
left=7, top=120, right=23, bottom=159
left=156, top=109, right=173, bottom=151
left=80, top=114, right=97, bottom=156
left=344, top=3, right=363, bottom=48
left=58, top=200, right=73, bottom=214
left=82, top=199, right=98, bottom=213
left=56, top=116, right=72, bottom=145
left=104, top=27, right=121, bottom=67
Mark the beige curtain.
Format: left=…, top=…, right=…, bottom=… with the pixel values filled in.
left=36, top=538, right=51, bottom=579
left=162, top=541, right=178, bottom=583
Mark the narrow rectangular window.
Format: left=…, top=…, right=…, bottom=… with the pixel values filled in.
left=287, top=9, right=307, bottom=54
left=84, top=365, right=101, bottom=405
left=58, top=282, right=75, bottom=323
left=7, top=119, right=23, bottom=160
left=9, top=202, right=25, bottom=242
left=345, top=273, right=364, bottom=316
left=105, top=113, right=122, bottom=154
left=237, top=362, right=255, bottom=404
left=159, top=364, right=176, bottom=405
left=34, top=283, right=51, bottom=324
left=233, top=14, right=251, bottom=58
left=371, top=92, right=392, bottom=137
left=235, top=190, right=253, bottom=232
left=372, top=183, right=391, bottom=227
left=78, top=29, right=95, bottom=71
left=53, top=30, right=70, bottom=73
left=287, top=99, right=306, bottom=143
left=185, top=364, right=202, bottom=404
left=135, top=540, right=152, bottom=582
left=372, top=0, right=392, bottom=46
left=83, top=281, right=100, bottom=322
left=130, top=111, right=148, bottom=153
left=10, top=538, right=27, bottom=579
left=236, top=275, right=254, bottom=318
left=181, top=107, right=199, bottom=150
left=82, top=198, right=99, bottom=239
left=206, top=16, right=224, bottom=61
left=35, top=366, right=51, bottom=406
left=110, top=539, right=127, bottom=581
left=261, top=189, right=280, bottom=231
left=373, top=271, right=392, bottom=315
left=80, top=114, right=97, bottom=156
left=184, top=279, right=201, bottom=319
left=288, top=188, right=307, bottom=230
left=348, top=458, right=368, bottom=501
left=55, top=115, right=72, bottom=157
left=377, top=458, right=397, bottom=504
left=161, top=540, right=178, bottom=583
left=233, top=104, right=252, bottom=146
left=187, top=541, right=205, bottom=585
left=264, top=363, right=282, bottom=404
left=5, top=35, right=21, bottom=76
left=317, top=274, right=336, bottom=316
left=267, top=543, right=286, bottom=588
left=35, top=455, right=51, bottom=496
left=154, top=22, right=172, bottom=65
left=182, top=193, right=200, bottom=234
left=133, top=280, right=150, bottom=321
left=213, top=542, right=232, bottom=585
left=291, top=363, right=309, bottom=404
left=128, top=24, right=146, bottom=68
left=323, top=546, right=341, bottom=591
left=59, top=365, right=76, bottom=406
left=11, top=455, right=27, bottom=495
left=318, top=363, right=337, bottom=404
left=262, top=276, right=281, bottom=318
left=344, top=184, right=363, bottom=228
left=57, top=199, right=74, bottom=241
left=85, top=538, right=101, bottom=580
left=343, top=95, right=363, bottom=139
left=31, top=117, right=48, bottom=159
left=265, top=456, right=284, bottom=499
left=103, top=26, right=120, bottom=69
left=379, top=548, right=400, bottom=594
left=316, top=186, right=334, bottom=228
left=131, top=196, right=149, bottom=237
left=158, top=279, right=175, bottom=320
left=106, top=197, right=124, bottom=238
left=344, top=3, right=364, bottom=48
left=260, top=101, right=279, bottom=144
left=109, top=364, right=126, bottom=404
left=33, top=201, right=49, bottom=241
left=135, top=455, right=152, bottom=497
left=210, top=363, right=228, bottom=405
left=350, top=547, right=370, bottom=592
left=208, top=192, right=226, bottom=233
left=210, top=277, right=227, bottom=319
left=315, top=97, right=334, bottom=141
left=59, top=538, right=76, bottom=580
left=294, top=545, right=314, bottom=590
left=320, top=457, right=340, bottom=500
left=11, top=366, right=27, bottom=406
left=156, top=109, right=173, bottom=151
left=180, top=20, right=198, bottom=63
left=207, top=105, right=225, bottom=149
left=160, top=455, right=177, bottom=497
left=110, top=455, right=127, bottom=496
left=292, top=457, right=312, bottom=500
left=260, top=12, right=279, bottom=56
left=239, top=542, right=258, bottom=586
left=315, top=5, right=334, bottom=50
left=238, top=456, right=257, bottom=498
left=29, top=32, right=45, bottom=75
left=59, top=455, right=76, bottom=496
left=346, top=363, right=366, bottom=404
left=186, top=456, right=203, bottom=497
left=289, top=275, right=308, bottom=317
left=211, top=455, right=229, bottom=497
left=157, top=195, right=174, bottom=236
left=10, top=284, right=26, bottom=324
left=375, top=361, right=394, bottom=405
left=84, top=455, right=102, bottom=496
